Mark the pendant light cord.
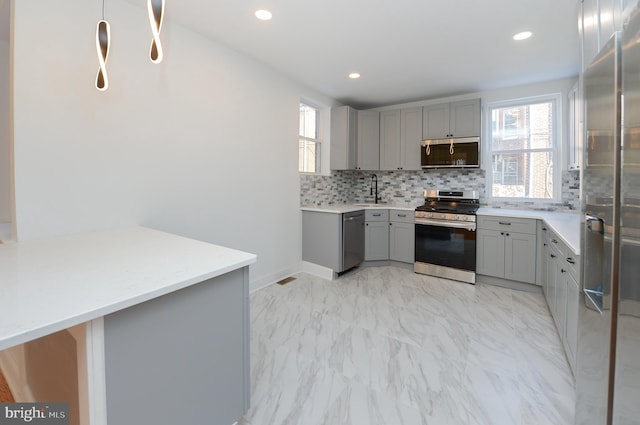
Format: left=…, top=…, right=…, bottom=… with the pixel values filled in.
left=102, top=0, right=105, bottom=20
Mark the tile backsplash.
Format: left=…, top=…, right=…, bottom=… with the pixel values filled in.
left=300, top=169, right=580, bottom=212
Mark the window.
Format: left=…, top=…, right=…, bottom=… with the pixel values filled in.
left=487, top=95, right=560, bottom=200
left=299, top=103, right=320, bottom=173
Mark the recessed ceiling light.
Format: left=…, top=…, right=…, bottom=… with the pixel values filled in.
left=349, top=73, right=361, bottom=79
left=513, top=31, right=532, bottom=41
left=255, top=9, right=272, bottom=21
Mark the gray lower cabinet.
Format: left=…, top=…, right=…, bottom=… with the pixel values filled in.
left=104, top=268, right=249, bottom=425
left=564, top=273, right=579, bottom=369
left=365, top=209, right=389, bottom=261
left=476, top=216, right=537, bottom=284
left=302, top=211, right=343, bottom=272
left=389, top=211, right=414, bottom=263
left=540, top=224, right=580, bottom=375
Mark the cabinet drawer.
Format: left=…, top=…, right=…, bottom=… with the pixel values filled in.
left=365, top=209, right=389, bottom=222
left=390, top=210, right=413, bottom=223
left=477, top=216, right=536, bottom=235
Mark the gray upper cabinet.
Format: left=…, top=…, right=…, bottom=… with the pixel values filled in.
left=401, top=107, right=423, bottom=170
left=422, top=99, right=481, bottom=139
left=380, top=109, right=402, bottom=171
left=357, top=111, right=380, bottom=170
left=330, top=105, right=358, bottom=170
left=379, top=107, right=422, bottom=171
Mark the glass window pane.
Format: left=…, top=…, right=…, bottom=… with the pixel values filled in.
left=491, top=152, right=553, bottom=199
left=299, top=104, right=318, bottom=139
left=490, top=102, right=553, bottom=151
left=299, top=102, right=320, bottom=173
left=299, top=139, right=318, bottom=173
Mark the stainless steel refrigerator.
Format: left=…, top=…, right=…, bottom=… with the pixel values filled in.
left=577, top=9, right=640, bottom=425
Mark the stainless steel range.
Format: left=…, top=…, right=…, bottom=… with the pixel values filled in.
left=414, top=189, right=479, bottom=284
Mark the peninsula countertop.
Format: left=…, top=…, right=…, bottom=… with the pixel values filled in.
left=477, top=208, right=582, bottom=255
left=0, top=227, right=256, bottom=351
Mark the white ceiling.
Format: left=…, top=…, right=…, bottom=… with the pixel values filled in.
left=4, top=1, right=581, bottom=108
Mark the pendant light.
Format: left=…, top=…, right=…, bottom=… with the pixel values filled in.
left=147, top=0, right=165, bottom=63
left=95, top=0, right=110, bottom=91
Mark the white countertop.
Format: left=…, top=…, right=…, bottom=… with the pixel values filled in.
left=0, top=227, right=256, bottom=351
left=477, top=208, right=582, bottom=255
left=301, top=203, right=418, bottom=214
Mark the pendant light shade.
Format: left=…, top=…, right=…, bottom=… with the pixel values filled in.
left=147, top=0, right=165, bottom=63
left=95, top=20, right=111, bottom=91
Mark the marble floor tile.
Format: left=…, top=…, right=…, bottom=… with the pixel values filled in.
left=319, top=382, right=428, bottom=425
left=245, top=266, right=576, bottom=425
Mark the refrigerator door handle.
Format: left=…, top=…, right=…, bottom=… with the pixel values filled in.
left=586, top=214, right=605, bottom=234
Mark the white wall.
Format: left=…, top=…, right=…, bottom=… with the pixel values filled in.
left=0, top=40, right=10, bottom=225
left=12, top=0, right=337, bottom=289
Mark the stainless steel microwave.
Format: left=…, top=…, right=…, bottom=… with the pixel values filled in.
left=420, top=136, right=480, bottom=168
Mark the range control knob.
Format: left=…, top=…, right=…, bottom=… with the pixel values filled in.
left=460, top=215, right=468, bottom=221
left=429, top=213, right=434, bottom=218
left=453, top=215, right=459, bottom=221
left=439, top=214, right=445, bottom=219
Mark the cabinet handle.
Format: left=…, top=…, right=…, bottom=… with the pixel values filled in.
left=499, top=221, right=512, bottom=226
left=366, top=223, right=369, bottom=226
left=389, top=223, right=393, bottom=226
left=543, top=243, right=547, bottom=246
left=550, top=254, right=556, bottom=258
left=561, top=269, right=567, bottom=273
left=373, top=213, right=381, bottom=217
left=398, top=214, right=407, bottom=217
left=506, top=233, right=510, bottom=236
left=501, top=232, right=504, bottom=235
left=551, top=239, right=558, bottom=244
left=542, top=227, right=547, bottom=231
left=567, top=258, right=575, bottom=264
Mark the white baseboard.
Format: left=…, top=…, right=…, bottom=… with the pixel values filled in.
left=300, top=261, right=335, bottom=280
left=249, top=264, right=302, bottom=293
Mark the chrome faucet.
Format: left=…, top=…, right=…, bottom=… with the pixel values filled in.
left=370, top=174, right=382, bottom=204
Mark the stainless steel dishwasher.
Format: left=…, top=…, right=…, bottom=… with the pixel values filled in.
left=341, top=210, right=365, bottom=272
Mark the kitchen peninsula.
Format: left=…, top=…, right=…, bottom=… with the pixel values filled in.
left=0, top=227, right=256, bottom=425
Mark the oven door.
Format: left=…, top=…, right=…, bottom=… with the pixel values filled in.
left=414, top=219, right=477, bottom=283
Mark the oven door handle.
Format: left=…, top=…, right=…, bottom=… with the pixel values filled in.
left=415, top=218, right=476, bottom=231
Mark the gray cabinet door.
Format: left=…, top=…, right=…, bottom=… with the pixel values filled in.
left=401, top=107, right=423, bottom=170
left=504, top=231, right=537, bottom=284
left=380, top=109, right=401, bottom=170
left=330, top=106, right=357, bottom=170
left=365, top=221, right=389, bottom=261
left=422, top=100, right=481, bottom=139
left=422, top=103, right=450, bottom=139
left=450, top=99, right=481, bottom=138
left=553, top=259, right=568, bottom=337
left=565, top=272, right=579, bottom=372
left=357, top=110, right=380, bottom=170
left=476, top=229, right=506, bottom=278
left=389, top=221, right=414, bottom=263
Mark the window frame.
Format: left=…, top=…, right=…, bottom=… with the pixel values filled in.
left=484, top=94, right=563, bottom=203
left=298, top=102, right=321, bottom=174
